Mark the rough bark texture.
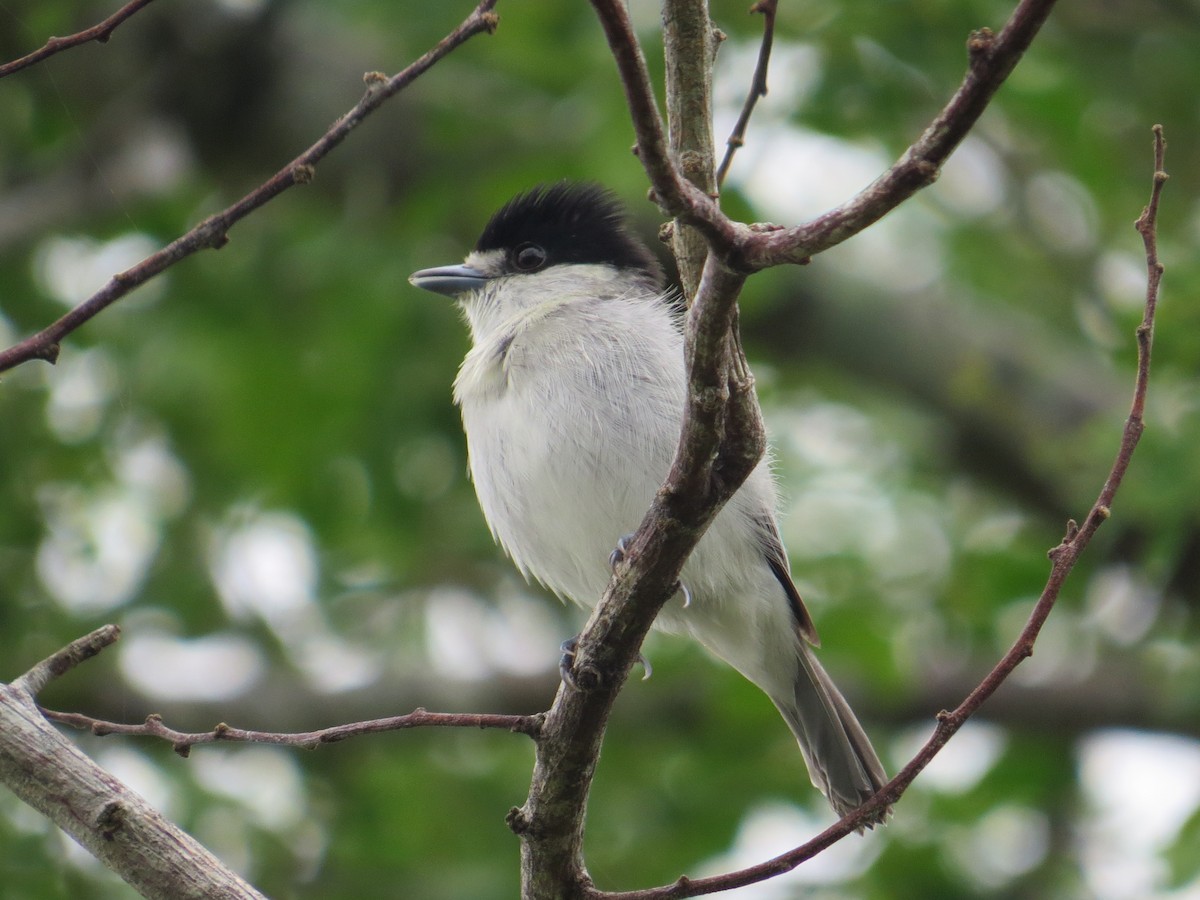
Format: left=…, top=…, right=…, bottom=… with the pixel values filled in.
left=0, top=681, right=264, bottom=899
left=663, top=0, right=719, bottom=298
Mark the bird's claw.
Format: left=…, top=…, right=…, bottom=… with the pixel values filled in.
left=610, top=534, right=691, bottom=611
left=559, top=635, right=652, bottom=687
left=608, top=532, right=635, bottom=570
left=559, top=636, right=580, bottom=689
left=637, top=652, right=653, bottom=680
left=677, top=581, right=693, bottom=609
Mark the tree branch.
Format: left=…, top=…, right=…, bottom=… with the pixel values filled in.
left=14, top=624, right=121, bottom=696
left=5, top=4, right=1160, bottom=898
left=515, top=7, right=768, bottom=898
left=581, top=124, right=1169, bottom=900
left=0, top=0, right=157, bottom=79
left=0, top=0, right=500, bottom=375
left=743, top=0, right=1059, bottom=268
left=588, top=0, right=742, bottom=258
left=593, top=0, right=1060, bottom=275
left=411, top=2, right=1091, bottom=896
left=9, top=625, right=540, bottom=896
left=42, top=706, right=541, bottom=756
left=663, top=0, right=721, bottom=298
left=1, top=628, right=266, bottom=899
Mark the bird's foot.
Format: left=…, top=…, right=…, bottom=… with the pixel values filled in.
left=559, top=634, right=652, bottom=689
left=608, top=532, right=635, bottom=570
left=559, top=635, right=581, bottom=688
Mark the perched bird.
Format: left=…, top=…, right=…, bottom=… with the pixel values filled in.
left=409, top=182, right=888, bottom=821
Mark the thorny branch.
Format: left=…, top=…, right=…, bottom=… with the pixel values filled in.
left=0, top=0, right=500, bottom=375
left=0, top=0, right=157, bottom=79
left=26, top=626, right=540, bottom=752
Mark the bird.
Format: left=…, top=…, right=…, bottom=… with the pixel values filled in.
left=409, top=181, right=888, bottom=822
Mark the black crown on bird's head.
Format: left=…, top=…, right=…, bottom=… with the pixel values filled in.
left=475, top=182, right=664, bottom=287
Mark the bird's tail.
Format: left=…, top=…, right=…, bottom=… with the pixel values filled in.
left=770, top=641, right=890, bottom=825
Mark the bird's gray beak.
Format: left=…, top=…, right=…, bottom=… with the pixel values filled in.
left=408, top=264, right=489, bottom=298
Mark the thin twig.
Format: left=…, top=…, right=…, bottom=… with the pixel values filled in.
left=0, top=0, right=500, bottom=374
left=1132, top=124, right=1167, bottom=425
left=585, top=125, right=1169, bottom=900
left=0, top=0, right=157, bottom=79
left=43, top=707, right=543, bottom=756
left=14, top=625, right=122, bottom=697
left=715, top=0, right=778, bottom=189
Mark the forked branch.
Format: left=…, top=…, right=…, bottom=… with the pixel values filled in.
left=746, top=0, right=1059, bottom=267
left=590, top=0, right=1061, bottom=272
left=583, top=125, right=1169, bottom=900
left=1, top=626, right=265, bottom=898
left=529, top=1, right=1157, bottom=894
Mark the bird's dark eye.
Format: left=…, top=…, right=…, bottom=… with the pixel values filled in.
left=513, top=243, right=547, bottom=271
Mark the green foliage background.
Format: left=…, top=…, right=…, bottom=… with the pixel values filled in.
left=2, top=1, right=1199, bottom=897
